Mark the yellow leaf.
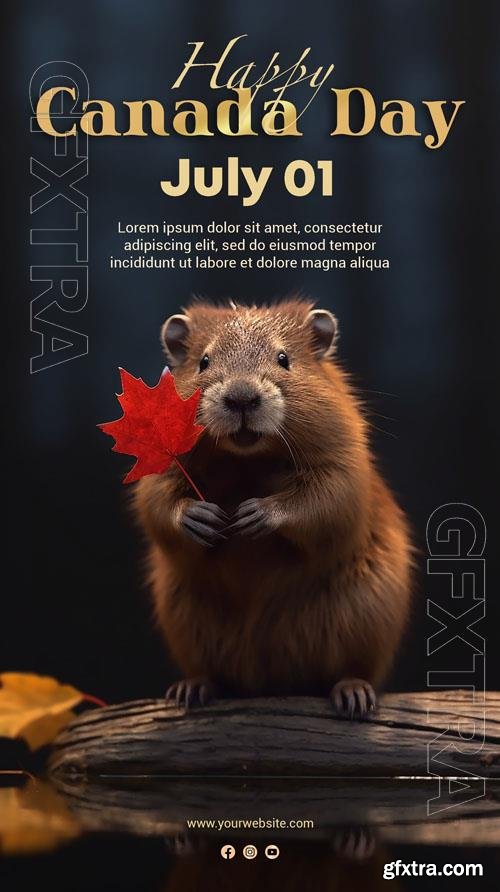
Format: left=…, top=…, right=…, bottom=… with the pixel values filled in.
left=0, top=779, right=81, bottom=855
left=0, top=672, right=84, bottom=750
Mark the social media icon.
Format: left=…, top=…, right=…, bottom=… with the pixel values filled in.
left=220, top=844, right=236, bottom=860
left=243, top=844, right=258, bottom=859
left=265, top=844, right=280, bottom=860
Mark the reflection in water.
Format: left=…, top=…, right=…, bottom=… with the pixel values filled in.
left=163, top=836, right=393, bottom=892
left=0, top=774, right=386, bottom=882
left=1, top=777, right=500, bottom=890
left=4, top=829, right=499, bottom=892
left=0, top=778, right=80, bottom=855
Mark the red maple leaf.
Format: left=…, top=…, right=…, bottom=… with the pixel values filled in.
left=98, top=368, right=205, bottom=493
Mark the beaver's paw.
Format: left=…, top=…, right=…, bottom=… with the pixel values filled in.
left=330, top=678, right=376, bottom=720
left=165, top=831, right=207, bottom=856
left=229, top=498, right=274, bottom=538
left=166, top=677, right=219, bottom=710
left=332, top=826, right=376, bottom=861
left=181, top=502, right=228, bottom=547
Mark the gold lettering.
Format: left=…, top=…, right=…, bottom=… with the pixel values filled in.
left=422, top=100, right=465, bottom=149
left=380, top=100, right=420, bottom=136
left=172, top=35, right=248, bottom=89
left=36, top=87, right=77, bottom=137
left=81, top=100, right=119, bottom=136
left=173, top=100, right=214, bottom=136
left=262, top=100, right=302, bottom=135
left=217, top=88, right=257, bottom=136
left=122, top=100, right=169, bottom=136
left=330, top=87, right=376, bottom=136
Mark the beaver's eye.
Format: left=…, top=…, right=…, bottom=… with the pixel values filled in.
left=277, top=351, right=289, bottom=370
left=199, top=355, right=209, bottom=372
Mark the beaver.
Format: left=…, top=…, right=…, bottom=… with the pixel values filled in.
left=134, top=298, right=412, bottom=718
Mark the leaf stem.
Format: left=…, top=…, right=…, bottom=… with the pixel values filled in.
left=82, top=693, right=108, bottom=708
left=173, top=457, right=205, bottom=501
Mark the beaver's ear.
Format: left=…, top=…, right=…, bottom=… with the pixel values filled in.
left=305, top=309, right=339, bottom=358
left=161, top=313, right=191, bottom=365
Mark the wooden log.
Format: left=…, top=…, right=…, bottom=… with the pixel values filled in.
left=49, top=775, right=500, bottom=846
left=47, top=691, right=500, bottom=847
left=48, top=690, right=500, bottom=779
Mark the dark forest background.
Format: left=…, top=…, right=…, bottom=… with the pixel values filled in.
left=4, top=0, right=499, bottom=702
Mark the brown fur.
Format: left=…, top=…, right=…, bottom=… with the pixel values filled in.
left=134, top=299, right=412, bottom=696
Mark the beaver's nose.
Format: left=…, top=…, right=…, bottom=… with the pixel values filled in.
left=224, top=386, right=261, bottom=414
